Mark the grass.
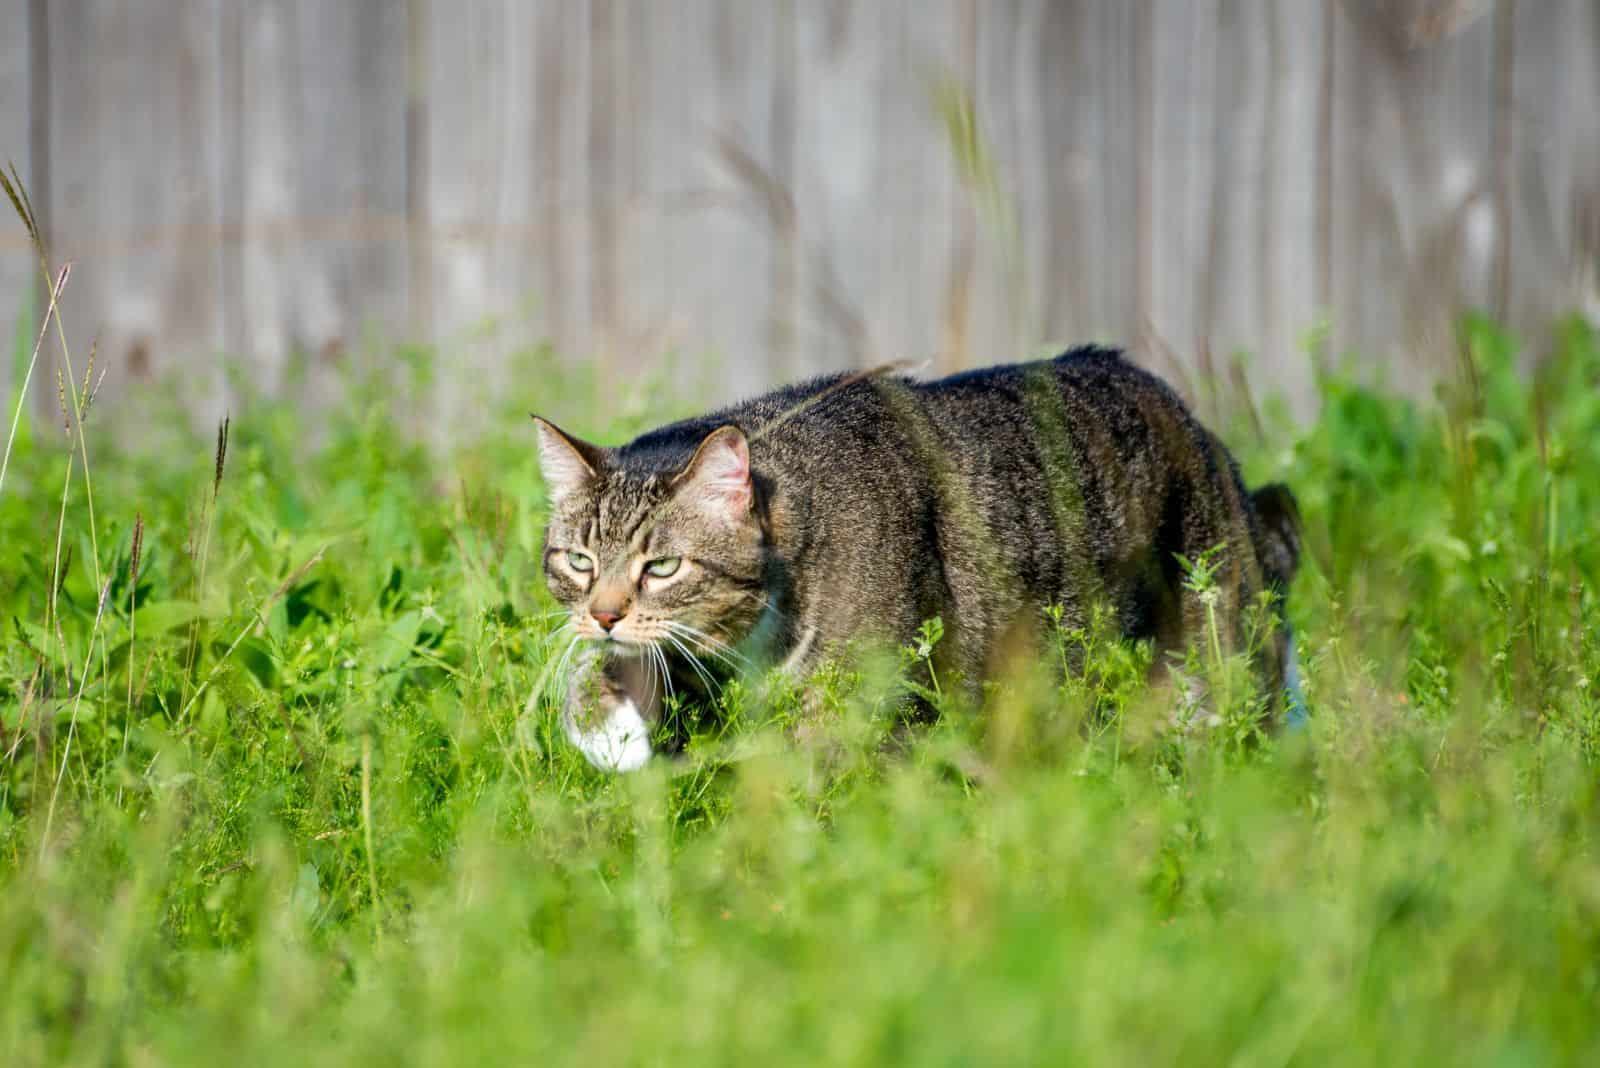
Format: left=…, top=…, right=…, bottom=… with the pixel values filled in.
left=2, top=311, right=1599, bottom=1066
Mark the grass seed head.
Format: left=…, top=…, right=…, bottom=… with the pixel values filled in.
left=56, top=366, right=70, bottom=435
left=213, top=415, right=230, bottom=495
left=130, top=512, right=145, bottom=588
left=82, top=335, right=96, bottom=404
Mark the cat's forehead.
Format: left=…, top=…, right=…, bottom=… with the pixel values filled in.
left=550, top=471, right=675, bottom=549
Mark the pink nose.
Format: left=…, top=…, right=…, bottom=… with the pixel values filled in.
left=591, top=610, right=622, bottom=631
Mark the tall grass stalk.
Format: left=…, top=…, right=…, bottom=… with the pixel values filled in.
left=3, top=165, right=104, bottom=593
left=117, top=515, right=145, bottom=808
left=181, top=417, right=230, bottom=703
left=42, top=577, right=113, bottom=847
left=0, top=263, right=67, bottom=501
left=361, top=733, right=381, bottom=935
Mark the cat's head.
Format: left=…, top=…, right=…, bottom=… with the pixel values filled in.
left=533, top=417, right=767, bottom=657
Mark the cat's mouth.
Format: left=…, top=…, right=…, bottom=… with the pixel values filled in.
left=571, top=617, right=666, bottom=649
left=570, top=614, right=744, bottom=673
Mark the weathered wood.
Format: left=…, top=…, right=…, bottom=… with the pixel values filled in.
left=4, top=0, right=1599, bottom=428
left=44, top=0, right=227, bottom=421
left=421, top=0, right=791, bottom=432
left=1, top=0, right=35, bottom=409
left=420, top=0, right=589, bottom=431
left=228, top=0, right=409, bottom=410
left=609, top=0, right=786, bottom=399
left=1326, top=0, right=1501, bottom=384
left=785, top=0, right=967, bottom=378
left=1505, top=0, right=1600, bottom=354
left=972, top=1, right=1142, bottom=368
left=1143, top=0, right=1324, bottom=415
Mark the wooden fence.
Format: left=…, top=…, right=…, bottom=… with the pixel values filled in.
left=3, top=1, right=1598, bottom=430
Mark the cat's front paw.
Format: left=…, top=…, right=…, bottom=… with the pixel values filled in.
left=564, top=696, right=654, bottom=772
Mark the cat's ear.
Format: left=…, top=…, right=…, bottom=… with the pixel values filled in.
left=532, top=416, right=606, bottom=503
left=673, top=425, right=751, bottom=521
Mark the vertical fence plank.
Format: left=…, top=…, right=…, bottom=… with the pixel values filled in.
left=44, top=0, right=227, bottom=423
left=609, top=0, right=784, bottom=399
left=405, top=0, right=431, bottom=346
left=1506, top=0, right=1600, bottom=352
left=422, top=0, right=590, bottom=433
left=787, top=1, right=966, bottom=376
left=587, top=0, right=617, bottom=382
left=11, top=2, right=1600, bottom=424
left=230, top=0, right=408, bottom=405
left=972, top=0, right=1141, bottom=367
left=1326, top=0, right=1500, bottom=381
left=1144, top=0, right=1324, bottom=413
left=1, top=0, right=35, bottom=411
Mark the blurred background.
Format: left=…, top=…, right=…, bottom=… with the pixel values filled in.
left=2, top=0, right=1597, bottom=434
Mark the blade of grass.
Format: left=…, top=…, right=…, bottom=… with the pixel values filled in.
left=362, top=733, right=382, bottom=939
left=117, top=514, right=145, bottom=808
left=0, top=262, right=68, bottom=501
left=182, top=417, right=230, bottom=702
left=42, top=576, right=114, bottom=848
left=3, top=163, right=103, bottom=593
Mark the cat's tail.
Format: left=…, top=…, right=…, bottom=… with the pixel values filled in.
left=1250, top=482, right=1301, bottom=593
left=1250, top=482, right=1307, bottom=726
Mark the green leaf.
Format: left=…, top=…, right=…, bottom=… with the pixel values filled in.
left=134, top=600, right=228, bottom=635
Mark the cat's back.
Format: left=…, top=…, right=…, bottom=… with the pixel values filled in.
left=619, top=348, right=1197, bottom=479
left=913, top=345, right=1183, bottom=432
left=616, top=369, right=922, bottom=481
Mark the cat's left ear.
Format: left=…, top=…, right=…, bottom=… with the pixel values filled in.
left=673, top=425, right=751, bottom=522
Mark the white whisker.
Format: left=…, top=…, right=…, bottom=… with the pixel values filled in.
left=746, top=591, right=787, bottom=621
left=551, top=631, right=581, bottom=693
left=644, top=646, right=659, bottom=708
left=650, top=643, right=675, bottom=706
left=665, top=621, right=750, bottom=669
left=525, top=627, right=583, bottom=717
left=663, top=632, right=719, bottom=692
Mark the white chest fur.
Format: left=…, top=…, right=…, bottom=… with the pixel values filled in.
left=565, top=696, right=653, bottom=772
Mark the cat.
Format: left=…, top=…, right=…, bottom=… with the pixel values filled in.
left=534, top=346, right=1302, bottom=771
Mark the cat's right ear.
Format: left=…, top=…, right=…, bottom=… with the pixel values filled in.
left=672, top=425, right=752, bottom=523
left=532, top=416, right=606, bottom=503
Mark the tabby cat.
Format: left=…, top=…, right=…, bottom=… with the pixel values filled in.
left=534, top=346, right=1302, bottom=771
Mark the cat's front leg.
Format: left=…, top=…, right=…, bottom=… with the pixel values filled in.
left=562, top=645, right=661, bottom=772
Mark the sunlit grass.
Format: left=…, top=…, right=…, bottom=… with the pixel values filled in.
left=2, top=315, right=1599, bottom=1065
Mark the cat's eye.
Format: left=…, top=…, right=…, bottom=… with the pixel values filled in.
left=644, top=556, right=681, bottom=579
left=566, top=550, right=594, bottom=574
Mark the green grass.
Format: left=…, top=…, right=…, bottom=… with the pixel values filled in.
left=2, top=316, right=1599, bottom=1066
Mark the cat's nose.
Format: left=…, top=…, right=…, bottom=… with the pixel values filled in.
left=591, top=609, right=623, bottom=631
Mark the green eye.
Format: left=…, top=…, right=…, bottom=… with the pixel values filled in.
left=566, top=550, right=594, bottom=573
left=644, top=556, right=681, bottom=579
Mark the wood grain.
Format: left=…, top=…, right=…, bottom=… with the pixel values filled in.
left=228, top=0, right=409, bottom=410
left=1143, top=0, right=1324, bottom=414
left=1326, top=0, right=1500, bottom=384
left=2, top=0, right=35, bottom=409
left=1505, top=0, right=1600, bottom=355
left=3, top=1, right=1596, bottom=427
left=44, top=0, right=227, bottom=420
